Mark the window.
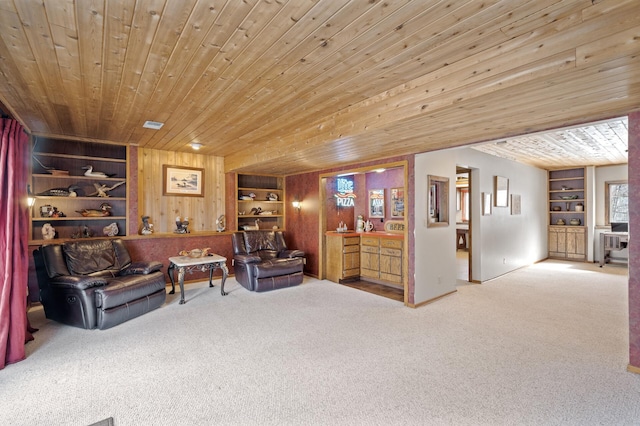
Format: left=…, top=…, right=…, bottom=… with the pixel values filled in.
left=605, top=181, right=628, bottom=224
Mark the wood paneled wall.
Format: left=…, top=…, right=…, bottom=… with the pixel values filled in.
left=138, top=148, right=225, bottom=233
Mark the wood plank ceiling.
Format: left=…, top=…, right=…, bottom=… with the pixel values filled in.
left=0, top=0, right=638, bottom=175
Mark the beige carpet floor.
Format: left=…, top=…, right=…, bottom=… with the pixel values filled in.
left=1, top=260, right=638, bottom=425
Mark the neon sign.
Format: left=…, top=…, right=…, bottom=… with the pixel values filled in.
left=335, top=177, right=356, bottom=207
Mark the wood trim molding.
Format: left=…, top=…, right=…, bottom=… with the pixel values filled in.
left=627, top=364, right=640, bottom=375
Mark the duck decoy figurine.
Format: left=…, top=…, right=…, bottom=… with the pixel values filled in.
left=82, top=165, right=117, bottom=178
left=37, top=185, right=79, bottom=197
left=76, top=203, right=112, bottom=217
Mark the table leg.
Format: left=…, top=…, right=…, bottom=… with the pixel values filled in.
left=208, top=265, right=214, bottom=288
left=220, top=262, right=229, bottom=296
left=178, top=266, right=186, bottom=304
left=168, top=262, right=176, bottom=294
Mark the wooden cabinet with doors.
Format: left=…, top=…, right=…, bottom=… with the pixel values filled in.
left=360, top=234, right=403, bottom=287
left=325, top=232, right=360, bottom=283
left=548, top=167, right=587, bottom=261
left=548, top=226, right=586, bottom=260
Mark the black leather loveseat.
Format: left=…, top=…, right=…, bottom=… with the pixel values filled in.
left=33, top=239, right=166, bottom=330
left=231, top=230, right=305, bottom=292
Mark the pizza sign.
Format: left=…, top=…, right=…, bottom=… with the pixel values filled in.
left=335, top=177, right=356, bottom=207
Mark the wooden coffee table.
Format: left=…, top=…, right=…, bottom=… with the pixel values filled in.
left=167, top=254, right=228, bottom=304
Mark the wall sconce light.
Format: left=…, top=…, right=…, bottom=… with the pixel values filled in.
left=292, top=200, right=302, bottom=211
left=27, top=184, right=35, bottom=208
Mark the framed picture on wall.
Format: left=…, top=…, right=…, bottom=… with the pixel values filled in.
left=511, top=194, right=521, bottom=215
left=369, top=189, right=385, bottom=218
left=483, top=192, right=492, bottom=215
left=163, top=165, right=205, bottom=197
left=390, top=187, right=404, bottom=217
left=494, top=175, right=509, bottom=207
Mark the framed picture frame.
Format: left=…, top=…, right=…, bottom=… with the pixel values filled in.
left=511, top=194, right=521, bottom=215
left=427, top=175, right=449, bottom=227
left=390, top=187, right=404, bottom=218
left=494, top=175, right=509, bottom=207
left=163, top=165, right=205, bottom=197
left=369, top=189, right=385, bottom=218
left=482, top=192, right=492, bottom=216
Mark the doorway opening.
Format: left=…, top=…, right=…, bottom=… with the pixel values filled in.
left=456, top=166, right=472, bottom=284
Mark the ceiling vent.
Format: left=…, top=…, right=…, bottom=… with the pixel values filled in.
left=143, top=120, right=164, bottom=130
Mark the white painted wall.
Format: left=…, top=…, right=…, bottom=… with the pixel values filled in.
left=414, top=148, right=548, bottom=304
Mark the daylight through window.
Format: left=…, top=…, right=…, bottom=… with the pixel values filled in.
left=606, top=181, right=628, bottom=224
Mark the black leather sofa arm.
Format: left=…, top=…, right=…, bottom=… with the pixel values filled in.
left=50, top=275, right=108, bottom=290
left=234, top=254, right=262, bottom=265
left=119, top=261, right=163, bottom=276
left=279, top=249, right=305, bottom=258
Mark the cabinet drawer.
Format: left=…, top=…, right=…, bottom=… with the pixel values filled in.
left=361, top=245, right=379, bottom=254
left=380, top=238, right=402, bottom=249
left=344, top=237, right=360, bottom=246
left=380, top=247, right=401, bottom=257
left=361, top=236, right=379, bottom=247
left=343, top=244, right=360, bottom=254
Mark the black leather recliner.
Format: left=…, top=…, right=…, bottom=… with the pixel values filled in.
left=33, top=238, right=166, bottom=330
left=231, top=231, right=305, bottom=292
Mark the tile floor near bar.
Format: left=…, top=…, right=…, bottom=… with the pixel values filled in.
left=340, top=280, right=404, bottom=302
left=338, top=250, right=471, bottom=302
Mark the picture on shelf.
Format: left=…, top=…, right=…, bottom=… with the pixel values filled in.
left=163, top=165, right=205, bottom=197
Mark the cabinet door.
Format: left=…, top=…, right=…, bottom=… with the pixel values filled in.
left=380, top=247, right=402, bottom=283
left=549, top=228, right=566, bottom=258
left=566, top=228, right=586, bottom=259
left=360, top=244, right=379, bottom=278
left=343, top=245, right=360, bottom=270
left=343, top=251, right=360, bottom=278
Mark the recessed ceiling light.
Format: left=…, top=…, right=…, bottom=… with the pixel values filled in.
left=143, top=120, right=164, bottom=130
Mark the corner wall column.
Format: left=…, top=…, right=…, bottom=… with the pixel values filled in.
left=628, top=110, right=640, bottom=372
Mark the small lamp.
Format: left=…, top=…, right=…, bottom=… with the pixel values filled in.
left=292, top=200, right=302, bottom=211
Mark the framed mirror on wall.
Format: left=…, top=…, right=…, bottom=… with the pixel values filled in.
left=427, top=175, right=449, bottom=227
left=494, top=175, right=509, bottom=207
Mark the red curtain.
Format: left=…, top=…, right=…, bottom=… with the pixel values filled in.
left=0, top=119, right=30, bottom=370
